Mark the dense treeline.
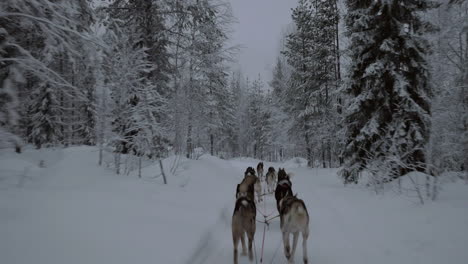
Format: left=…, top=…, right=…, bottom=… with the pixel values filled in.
left=0, top=0, right=466, bottom=188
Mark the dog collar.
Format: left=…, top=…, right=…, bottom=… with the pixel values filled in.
left=278, top=179, right=290, bottom=186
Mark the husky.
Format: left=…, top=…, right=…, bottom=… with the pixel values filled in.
left=275, top=168, right=293, bottom=212
left=279, top=194, right=309, bottom=264
left=256, top=162, right=265, bottom=201
left=232, top=196, right=256, bottom=263
left=256, top=162, right=264, bottom=181
left=236, top=167, right=258, bottom=202
left=265, top=167, right=277, bottom=193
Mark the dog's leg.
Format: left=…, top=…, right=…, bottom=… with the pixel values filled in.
left=302, top=229, right=309, bottom=264
left=233, top=233, right=239, bottom=264
left=282, top=231, right=291, bottom=261
left=291, top=231, right=299, bottom=263
left=241, top=231, right=247, bottom=256
left=247, top=231, right=254, bottom=261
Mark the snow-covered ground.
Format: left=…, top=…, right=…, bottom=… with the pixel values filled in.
left=1, top=146, right=467, bottom=264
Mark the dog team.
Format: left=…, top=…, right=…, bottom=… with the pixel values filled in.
left=232, top=162, right=309, bottom=264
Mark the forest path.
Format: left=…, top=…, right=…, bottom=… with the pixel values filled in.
left=1, top=147, right=468, bottom=264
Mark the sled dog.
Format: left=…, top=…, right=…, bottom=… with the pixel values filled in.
left=236, top=167, right=258, bottom=202
left=265, top=167, right=277, bottom=193
left=232, top=194, right=256, bottom=263
left=279, top=194, right=309, bottom=264
left=275, top=168, right=293, bottom=212
left=256, top=162, right=264, bottom=181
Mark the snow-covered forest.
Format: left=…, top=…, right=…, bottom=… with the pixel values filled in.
left=0, top=0, right=467, bottom=263
left=1, top=0, right=466, bottom=183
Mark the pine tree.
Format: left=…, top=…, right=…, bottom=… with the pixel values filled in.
left=269, top=57, right=290, bottom=161
left=270, top=57, right=288, bottom=101
left=107, top=0, right=171, bottom=157
left=283, top=0, right=316, bottom=166
left=246, top=77, right=272, bottom=159
left=0, top=0, right=95, bottom=149
left=29, top=83, right=62, bottom=148
left=340, top=0, right=437, bottom=183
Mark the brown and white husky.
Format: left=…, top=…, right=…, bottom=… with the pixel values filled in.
left=232, top=169, right=257, bottom=264
left=236, top=167, right=258, bottom=201
left=256, top=162, right=264, bottom=181
left=265, top=167, right=277, bottom=193
left=279, top=194, right=309, bottom=264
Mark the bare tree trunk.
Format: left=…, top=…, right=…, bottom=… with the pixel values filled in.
left=98, top=135, right=103, bottom=166
left=425, top=174, right=431, bottom=199
left=159, top=159, right=167, bottom=184
left=186, top=122, right=192, bottom=159
left=98, top=69, right=107, bottom=167
left=305, top=132, right=312, bottom=167
left=172, top=3, right=184, bottom=155
left=432, top=174, right=439, bottom=201
left=210, top=133, right=214, bottom=156
left=115, top=152, right=120, bottom=175
left=138, top=156, right=142, bottom=178
left=322, top=142, right=326, bottom=168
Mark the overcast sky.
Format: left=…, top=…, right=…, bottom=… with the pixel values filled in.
left=228, top=0, right=297, bottom=83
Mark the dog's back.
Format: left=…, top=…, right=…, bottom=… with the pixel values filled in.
left=232, top=197, right=256, bottom=227
left=232, top=196, right=256, bottom=263
left=236, top=180, right=255, bottom=201
left=275, top=179, right=292, bottom=211
left=279, top=195, right=309, bottom=231
left=278, top=194, right=310, bottom=264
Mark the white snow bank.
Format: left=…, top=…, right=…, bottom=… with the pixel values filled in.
left=0, top=147, right=242, bottom=264
left=283, top=157, right=308, bottom=168
left=1, top=147, right=467, bottom=264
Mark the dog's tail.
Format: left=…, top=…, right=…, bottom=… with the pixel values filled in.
left=241, top=200, right=249, bottom=207
left=292, top=201, right=308, bottom=224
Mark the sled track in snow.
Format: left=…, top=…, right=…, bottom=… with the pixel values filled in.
left=186, top=194, right=288, bottom=264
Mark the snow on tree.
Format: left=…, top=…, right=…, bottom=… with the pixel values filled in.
left=282, top=0, right=341, bottom=167
left=245, top=77, right=273, bottom=159
left=106, top=0, right=170, bottom=155
left=163, top=0, right=235, bottom=158
left=427, top=0, right=467, bottom=174
left=0, top=0, right=96, bottom=149
left=269, top=57, right=291, bottom=161
left=340, top=0, right=438, bottom=183
left=282, top=0, right=316, bottom=166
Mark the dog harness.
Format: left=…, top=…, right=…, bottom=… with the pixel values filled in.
left=237, top=191, right=248, bottom=199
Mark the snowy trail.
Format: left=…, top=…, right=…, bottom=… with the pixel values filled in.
left=1, top=147, right=468, bottom=264
left=186, top=167, right=360, bottom=264
left=186, top=166, right=468, bottom=264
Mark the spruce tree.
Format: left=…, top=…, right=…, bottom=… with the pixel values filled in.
left=29, top=84, right=62, bottom=148
left=107, top=0, right=170, bottom=153
left=340, top=0, right=437, bottom=183
left=283, top=0, right=316, bottom=166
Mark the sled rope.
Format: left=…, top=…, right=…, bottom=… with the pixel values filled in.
left=269, top=237, right=283, bottom=264
left=253, top=237, right=259, bottom=264
left=252, top=179, right=282, bottom=263
left=260, top=217, right=267, bottom=262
